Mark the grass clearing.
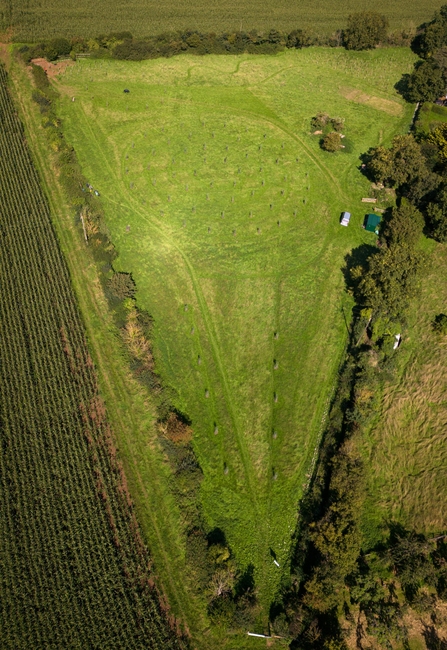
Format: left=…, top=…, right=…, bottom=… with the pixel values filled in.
left=54, top=47, right=415, bottom=629
left=1, top=0, right=438, bottom=41
left=360, top=242, right=447, bottom=546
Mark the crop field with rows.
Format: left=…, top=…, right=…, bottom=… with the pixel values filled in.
left=0, top=0, right=438, bottom=42
left=0, top=64, right=183, bottom=650
left=55, top=47, right=416, bottom=618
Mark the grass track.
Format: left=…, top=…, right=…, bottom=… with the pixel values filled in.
left=53, top=47, right=416, bottom=627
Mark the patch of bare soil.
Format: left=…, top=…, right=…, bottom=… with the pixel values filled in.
left=31, top=58, right=75, bottom=80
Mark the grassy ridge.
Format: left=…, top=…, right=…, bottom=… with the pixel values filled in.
left=54, top=47, right=415, bottom=621
left=0, top=0, right=439, bottom=41
left=0, top=63, right=183, bottom=649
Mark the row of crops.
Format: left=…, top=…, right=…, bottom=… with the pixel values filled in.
left=0, top=64, right=184, bottom=649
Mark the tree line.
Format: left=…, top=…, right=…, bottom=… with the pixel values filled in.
left=16, top=12, right=410, bottom=65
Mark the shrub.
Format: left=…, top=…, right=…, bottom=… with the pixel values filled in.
left=311, top=112, right=330, bottom=130
left=433, top=313, right=447, bottom=334
left=107, top=272, right=136, bottom=299
left=321, top=132, right=342, bottom=152
left=344, top=12, right=388, bottom=50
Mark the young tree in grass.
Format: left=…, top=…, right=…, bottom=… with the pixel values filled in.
left=321, top=132, right=342, bottom=152
left=343, top=12, right=388, bottom=50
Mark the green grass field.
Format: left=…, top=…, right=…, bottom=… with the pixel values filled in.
left=55, top=47, right=415, bottom=629
left=1, top=0, right=440, bottom=41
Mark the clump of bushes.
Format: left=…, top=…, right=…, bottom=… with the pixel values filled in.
left=311, top=112, right=344, bottom=132
left=432, top=313, right=447, bottom=334
left=310, top=113, right=345, bottom=152
left=321, top=132, right=343, bottom=152
left=107, top=271, right=136, bottom=300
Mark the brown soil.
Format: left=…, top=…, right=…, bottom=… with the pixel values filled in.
left=31, top=58, right=75, bottom=80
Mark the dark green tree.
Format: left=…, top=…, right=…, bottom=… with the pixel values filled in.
left=321, top=132, right=342, bottom=152
left=405, top=60, right=445, bottom=103
left=367, top=135, right=426, bottom=187
left=412, top=5, right=447, bottom=58
left=343, top=12, right=388, bottom=50
left=352, top=244, right=425, bottom=318
left=381, top=203, right=424, bottom=248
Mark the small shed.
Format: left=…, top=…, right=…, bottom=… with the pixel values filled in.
left=365, top=213, right=381, bottom=234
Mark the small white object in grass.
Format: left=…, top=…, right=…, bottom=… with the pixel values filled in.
left=273, top=559, right=280, bottom=566
left=214, top=426, right=218, bottom=435
left=198, top=355, right=201, bottom=364
left=274, top=393, right=278, bottom=403
left=272, top=430, right=277, bottom=439
left=205, top=389, right=209, bottom=398
left=274, top=360, right=278, bottom=369
left=184, top=304, right=188, bottom=312
left=274, top=332, right=278, bottom=340
left=224, top=465, right=229, bottom=475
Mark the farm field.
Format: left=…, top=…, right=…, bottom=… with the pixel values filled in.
left=0, top=64, right=182, bottom=649
left=54, top=46, right=416, bottom=625
left=0, top=0, right=439, bottom=41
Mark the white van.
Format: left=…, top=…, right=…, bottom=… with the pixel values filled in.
left=340, top=211, right=351, bottom=226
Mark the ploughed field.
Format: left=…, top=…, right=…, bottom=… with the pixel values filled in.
left=56, top=47, right=415, bottom=613
left=1, top=0, right=437, bottom=41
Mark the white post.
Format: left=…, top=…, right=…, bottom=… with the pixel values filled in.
left=80, top=215, right=88, bottom=243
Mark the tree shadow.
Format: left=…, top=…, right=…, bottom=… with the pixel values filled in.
left=341, top=243, right=377, bottom=294
left=423, top=624, right=447, bottom=650
left=234, top=563, right=255, bottom=598
left=394, top=73, right=412, bottom=102
left=207, top=527, right=226, bottom=547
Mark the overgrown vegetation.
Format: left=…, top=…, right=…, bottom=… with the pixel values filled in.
left=269, top=197, right=447, bottom=646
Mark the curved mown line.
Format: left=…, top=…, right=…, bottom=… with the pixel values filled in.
left=76, top=101, right=263, bottom=518
left=153, top=92, right=345, bottom=199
